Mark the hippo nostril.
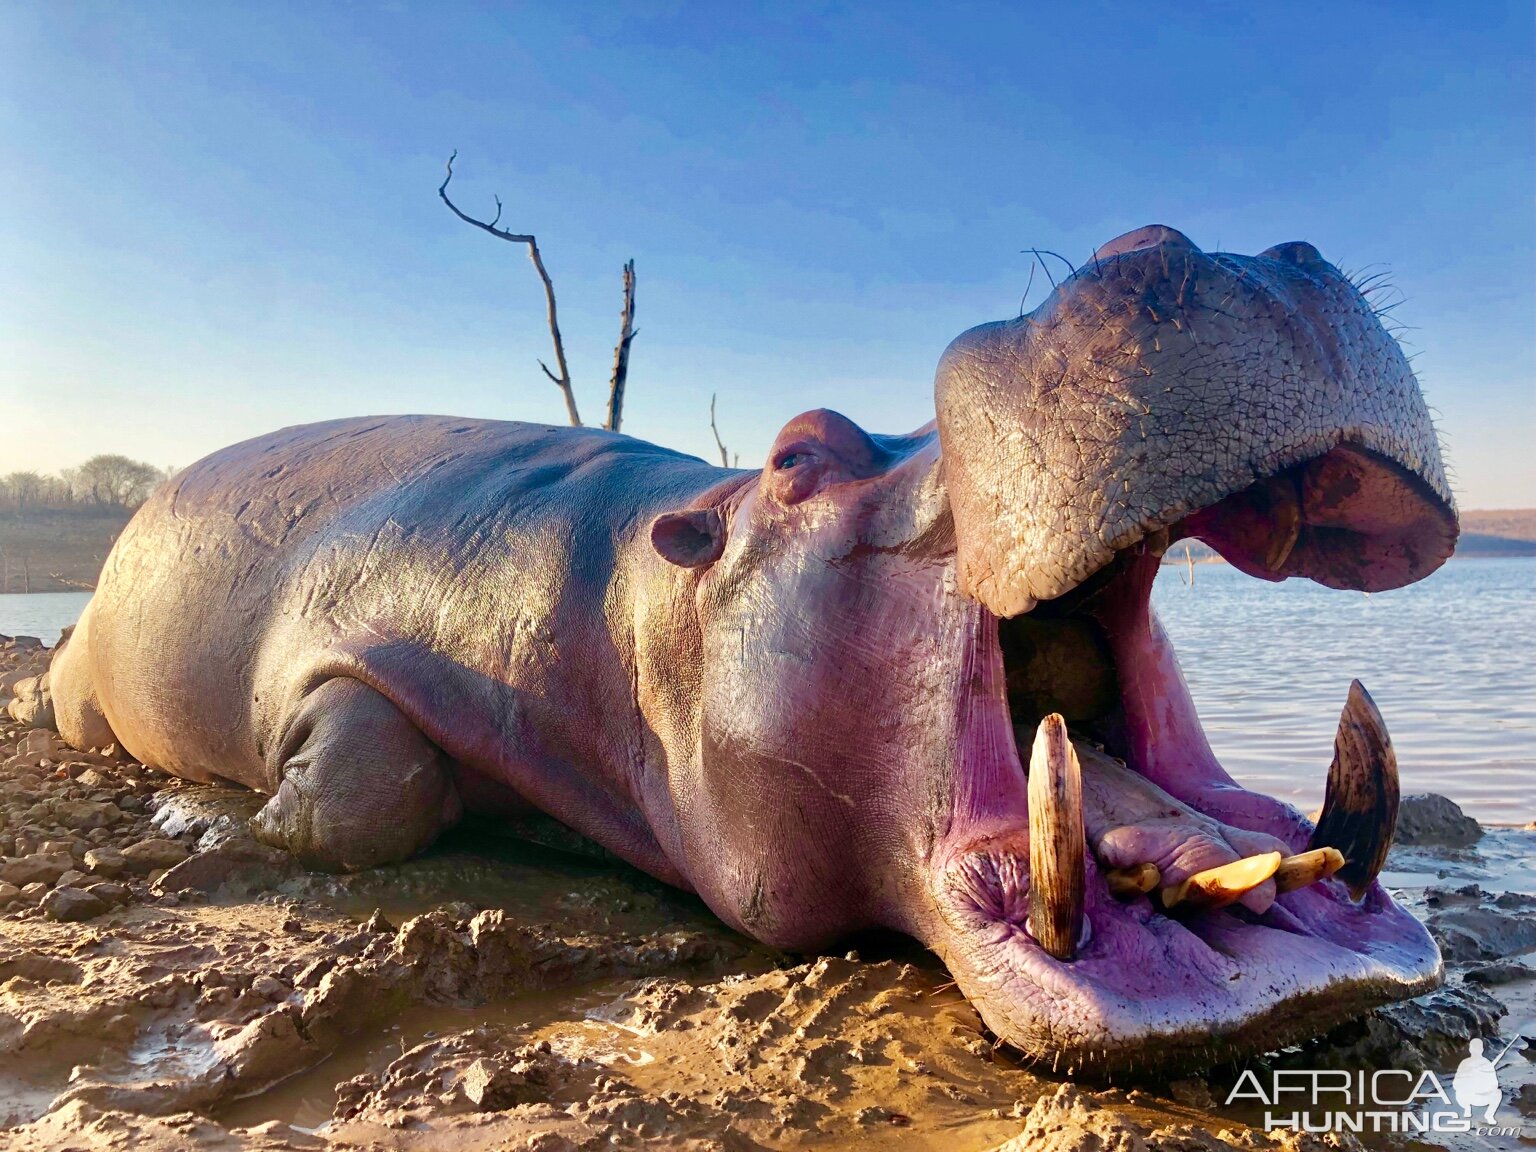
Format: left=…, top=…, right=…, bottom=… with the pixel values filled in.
left=1258, top=240, right=1330, bottom=272
left=1091, top=224, right=1201, bottom=262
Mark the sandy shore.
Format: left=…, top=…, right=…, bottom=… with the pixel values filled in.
left=2, top=636, right=1533, bottom=1150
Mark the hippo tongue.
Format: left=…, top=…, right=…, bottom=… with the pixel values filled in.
left=932, top=226, right=1457, bottom=616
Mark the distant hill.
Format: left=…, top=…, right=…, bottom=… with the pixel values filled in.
left=1164, top=507, right=1536, bottom=565
left=1458, top=508, right=1536, bottom=555
left=0, top=509, right=133, bottom=593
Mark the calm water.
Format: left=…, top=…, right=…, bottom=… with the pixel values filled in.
left=3, top=559, right=1532, bottom=823
left=1153, top=557, right=1535, bottom=825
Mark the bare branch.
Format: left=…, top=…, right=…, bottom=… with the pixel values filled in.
left=709, top=393, right=731, bottom=467
left=439, top=152, right=582, bottom=426
left=605, top=260, right=637, bottom=433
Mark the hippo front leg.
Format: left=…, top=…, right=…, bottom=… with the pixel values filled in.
left=251, top=678, right=463, bottom=871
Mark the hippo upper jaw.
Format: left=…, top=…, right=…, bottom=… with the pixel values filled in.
left=915, top=226, right=1454, bottom=1076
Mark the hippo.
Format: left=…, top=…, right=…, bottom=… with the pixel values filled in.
left=46, top=226, right=1458, bottom=1075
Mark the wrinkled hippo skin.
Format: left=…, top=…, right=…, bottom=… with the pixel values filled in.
left=47, top=226, right=1458, bottom=1075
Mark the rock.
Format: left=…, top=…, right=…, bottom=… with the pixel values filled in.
left=16, top=728, right=55, bottom=758
left=0, top=881, right=19, bottom=907
left=84, top=880, right=130, bottom=905
left=0, top=852, right=74, bottom=887
left=54, top=800, right=122, bottom=829
left=251, top=975, right=290, bottom=1002
left=42, top=886, right=110, bottom=922
left=55, top=869, right=86, bottom=888
left=458, top=1057, right=543, bottom=1110
left=1464, top=960, right=1534, bottom=986
left=154, top=838, right=297, bottom=895
left=19, top=881, right=48, bottom=903
left=83, top=846, right=127, bottom=877
left=74, top=768, right=113, bottom=789
left=120, top=838, right=191, bottom=873
left=1426, top=895, right=1536, bottom=963
left=10, top=636, right=42, bottom=650
left=1396, top=793, right=1482, bottom=848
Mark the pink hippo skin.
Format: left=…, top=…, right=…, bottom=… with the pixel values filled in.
left=47, top=227, right=1456, bottom=1075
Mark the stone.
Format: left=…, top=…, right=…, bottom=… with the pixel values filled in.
left=1396, top=793, right=1483, bottom=848
left=84, top=880, right=130, bottom=905
left=54, top=800, right=122, bottom=830
left=55, top=869, right=86, bottom=888
left=121, top=838, right=191, bottom=873
left=83, top=846, right=127, bottom=876
left=0, top=881, right=19, bottom=906
left=17, top=729, right=54, bottom=758
left=42, top=886, right=109, bottom=922
left=0, top=852, right=73, bottom=887
left=251, top=975, right=290, bottom=1001
left=154, top=838, right=298, bottom=895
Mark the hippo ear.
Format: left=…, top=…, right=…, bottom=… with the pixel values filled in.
left=650, top=508, right=726, bottom=569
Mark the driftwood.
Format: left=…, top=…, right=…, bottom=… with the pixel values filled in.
left=439, top=153, right=636, bottom=431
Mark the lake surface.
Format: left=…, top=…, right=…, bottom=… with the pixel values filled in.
left=3, top=558, right=1532, bottom=823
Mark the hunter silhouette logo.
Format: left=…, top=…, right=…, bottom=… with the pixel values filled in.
left=1452, top=1037, right=1517, bottom=1124
left=1227, top=1032, right=1529, bottom=1136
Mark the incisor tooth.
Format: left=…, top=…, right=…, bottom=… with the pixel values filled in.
left=1159, top=852, right=1282, bottom=910
left=1028, top=714, right=1086, bottom=961
left=1307, top=680, right=1399, bottom=899
left=1274, top=847, right=1345, bottom=893
left=1104, top=863, right=1161, bottom=900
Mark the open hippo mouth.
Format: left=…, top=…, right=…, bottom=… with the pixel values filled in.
left=925, top=227, right=1458, bottom=1076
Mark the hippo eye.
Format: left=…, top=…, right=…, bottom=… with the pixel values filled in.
left=776, top=452, right=807, bottom=470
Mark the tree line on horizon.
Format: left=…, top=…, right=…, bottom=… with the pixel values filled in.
left=0, top=456, right=173, bottom=516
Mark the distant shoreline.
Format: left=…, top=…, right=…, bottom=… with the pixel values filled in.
left=2, top=506, right=1532, bottom=594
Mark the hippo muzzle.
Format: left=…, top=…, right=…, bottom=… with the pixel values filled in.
left=918, top=226, right=1454, bottom=1074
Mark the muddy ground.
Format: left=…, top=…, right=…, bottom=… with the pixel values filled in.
left=2, top=635, right=1534, bottom=1151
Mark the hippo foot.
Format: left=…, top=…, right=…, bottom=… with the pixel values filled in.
left=250, top=678, right=463, bottom=872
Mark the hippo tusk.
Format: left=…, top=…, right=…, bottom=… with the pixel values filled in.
left=1160, top=852, right=1282, bottom=911
left=1264, top=475, right=1302, bottom=573
left=1274, top=847, right=1346, bottom=893
left=1104, top=862, right=1161, bottom=900
left=1028, top=714, right=1087, bottom=960
left=1307, top=680, right=1399, bottom=899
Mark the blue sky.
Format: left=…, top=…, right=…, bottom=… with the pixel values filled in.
left=3, top=2, right=1532, bottom=506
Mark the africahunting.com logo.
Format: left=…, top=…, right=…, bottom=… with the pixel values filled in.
left=1226, top=1037, right=1529, bottom=1138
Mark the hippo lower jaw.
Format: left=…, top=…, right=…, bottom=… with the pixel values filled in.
left=922, top=447, right=1444, bottom=1077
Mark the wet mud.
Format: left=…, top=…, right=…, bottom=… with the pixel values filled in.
left=3, top=637, right=1534, bottom=1150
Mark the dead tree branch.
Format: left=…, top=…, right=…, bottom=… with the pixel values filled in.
left=709, top=393, right=736, bottom=467
left=439, top=152, right=582, bottom=426
left=605, top=260, right=637, bottom=432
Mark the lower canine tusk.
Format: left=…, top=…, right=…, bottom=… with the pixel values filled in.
left=1160, top=852, right=1282, bottom=910
left=1028, top=714, right=1087, bottom=961
left=1306, top=679, right=1399, bottom=899
left=1274, top=847, right=1346, bottom=893
left=1105, top=863, right=1161, bottom=900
